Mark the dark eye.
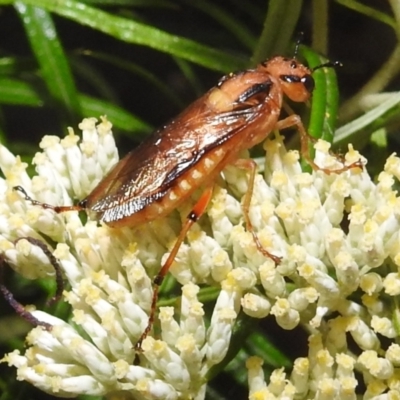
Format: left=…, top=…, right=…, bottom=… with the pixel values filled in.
left=301, top=75, right=315, bottom=93
left=290, top=60, right=297, bottom=68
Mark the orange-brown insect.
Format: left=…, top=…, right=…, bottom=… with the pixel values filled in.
left=14, top=52, right=360, bottom=349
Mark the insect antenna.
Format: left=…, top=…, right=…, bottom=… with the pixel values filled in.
left=293, top=32, right=304, bottom=58
left=312, top=60, right=342, bottom=71
left=292, top=31, right=342, bottom=72
left=13, top=185, right=83, bottom=213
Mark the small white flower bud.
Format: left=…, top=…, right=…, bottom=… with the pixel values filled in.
left=241, top=293, right=271, bottom=318
left=358, top=350, right=394, bottom=380
left=271, top=298, right=300, bottom=330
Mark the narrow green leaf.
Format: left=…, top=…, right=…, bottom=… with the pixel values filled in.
left=334, top=92, right=400, bottom=145
left=0, top=57, right=28, bottom=75
left=301, top=47, right=341, bottom=143
left=0, top=77, right=43, bottom=106
left=14, top=2, right=81, bottom=120
left=246, top=330, right=292, bottom=368
left=251, top=0, right=303, bottom=64
left=311, top=0, right=329, bottom=54
left=79, top=94, right=152, bottom=135
left=0, top=77, right=151, bottom=135
left=81, top=51, right=185, bottom=108
left=5, top=0, right=246, bottom=73
left=181, top=0, right=257, bottom=51
left=335, top=0, right=396, bottom=30
left=83, top=0, right=176, bottom=6
left=226, top=0, right=264, bottom=24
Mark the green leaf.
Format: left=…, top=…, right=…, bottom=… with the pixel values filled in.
left=251, top=0, right=303, bottom=64
left=79, top=94, right=152, bottom=135
left=14, top=2, right=81, bottom=121
left=335, top=0, right=396, bottom=30
left=81, top=50, right=185, bottom=109
left=0, top=57, right=30, bottom=75
left=181, top=0, right=257, bottom=51
left=5, top=0, right=246, bottom=73
left=334, top=92, right=400, bottom=146
left=83, top=0, right=176, bottom=6
left=0, top=77, right=151, bottom=135
left=0, top=77, right=43, bottom=106
left=245, top=330, right=292, bottom=368
left=301, top=47, right=341, bottom=143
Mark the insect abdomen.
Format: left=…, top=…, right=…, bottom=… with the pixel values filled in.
left=103, top=145, right=230, bottom=227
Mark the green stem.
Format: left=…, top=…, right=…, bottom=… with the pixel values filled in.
left=312, top=0, right=329, bottom=55
left=251, top=0, right=302, bottom=64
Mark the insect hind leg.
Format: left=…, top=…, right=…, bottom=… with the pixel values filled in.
left=135, top=186, right=214, bottom=351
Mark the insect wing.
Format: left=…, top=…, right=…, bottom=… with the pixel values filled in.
left=85, top=82, right=268, bottom=220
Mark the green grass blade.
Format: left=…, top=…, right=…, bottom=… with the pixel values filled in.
left=182, top=0, right=257, bottom=50
left=79, top=94, right=152, bottom=135
left=81, top=51, right=185, bottom=109
left=14, top=2, right=81, bottom=121
left=251, top=0, right=303, bottom=64
left=334, top=92, right=400, bottom=146
left=0, top=77, right=151, bottom=135
left=335, top=0, right=396, bottom=30
left=0, top=77, right=43, bottom=106
left=6, top=0, right=246, bottom=73
left=301, top=47, right=341, bottom=143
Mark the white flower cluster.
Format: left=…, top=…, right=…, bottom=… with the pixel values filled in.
left=1, top=117, right=400, bottom=399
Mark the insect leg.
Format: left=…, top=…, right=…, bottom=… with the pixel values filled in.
left=0, top=265, right=52, bottom=330
left=14, top=237, right=64, bottom=305
left=135, top=186, right=214, bottom=351
left=0, top=237, right=64, bottom=330
left=234, top=159, right=281, bottom=265
left=276, top=115, right=363, bottom=174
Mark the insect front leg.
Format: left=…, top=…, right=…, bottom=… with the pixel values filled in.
left=135, top=186, right=214, bottom=351
left=233, top=159, right=281, bottom=265
left=276, top=114, right=363, bottom=174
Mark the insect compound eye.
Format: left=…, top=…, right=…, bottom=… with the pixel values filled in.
left=301, top=75, right=315, bottom=93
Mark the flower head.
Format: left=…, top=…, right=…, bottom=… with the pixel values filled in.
left=1, top=117, right=400, bottom=399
